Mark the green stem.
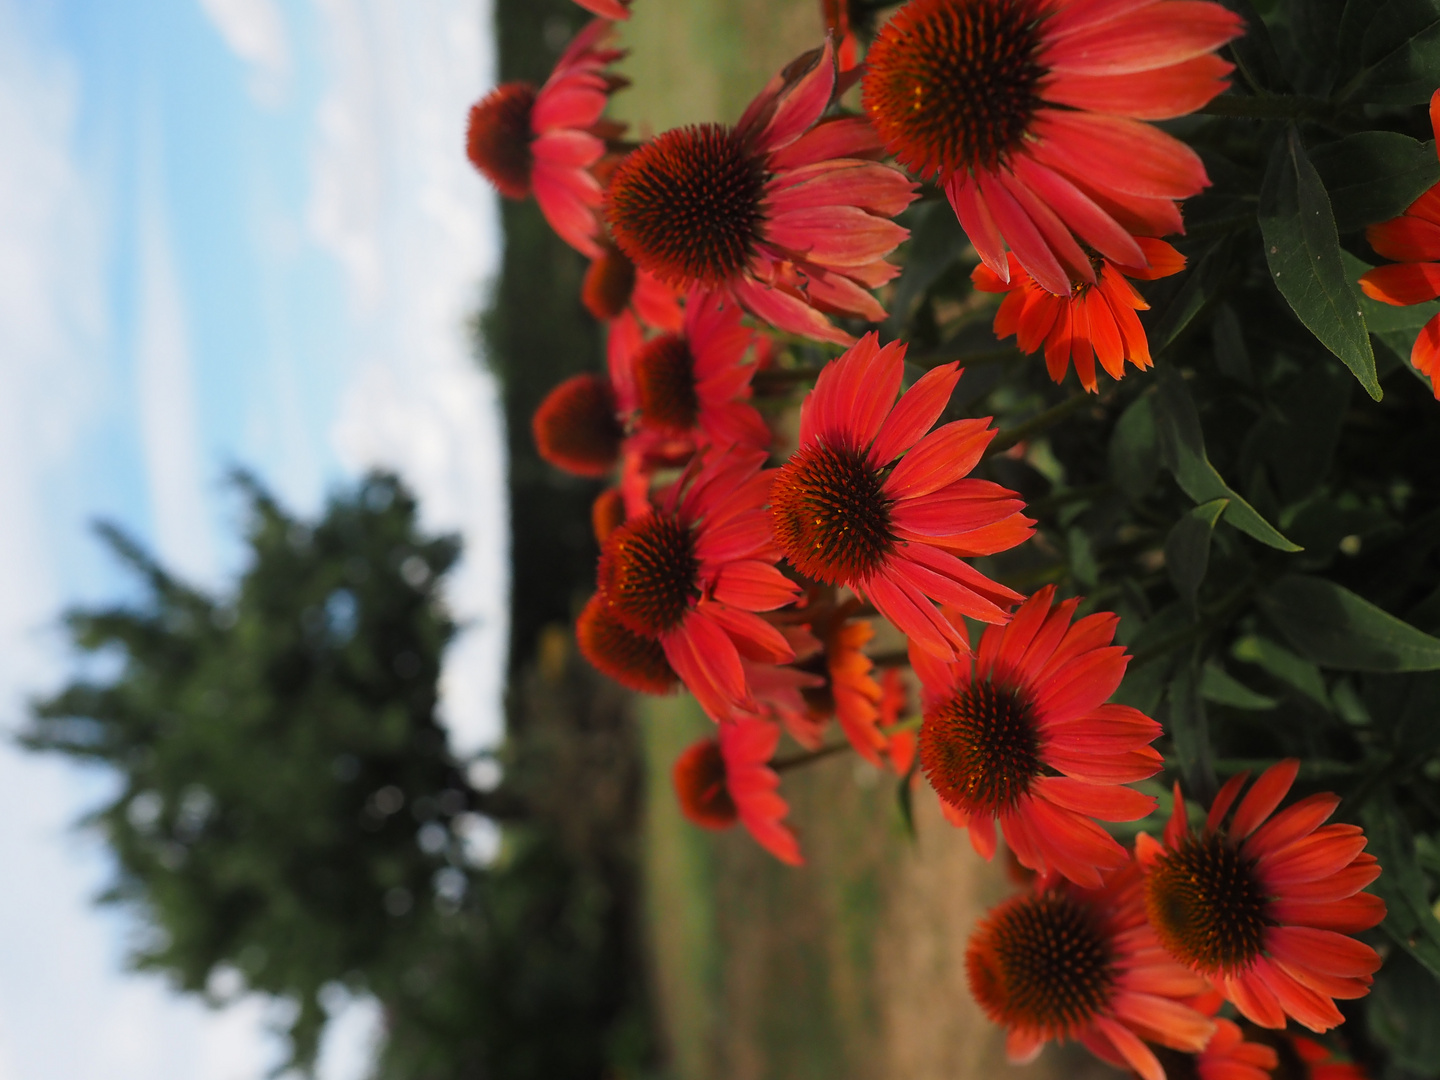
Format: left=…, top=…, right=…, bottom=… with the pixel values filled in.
left=771, top=741, right=852, bottom=773
left=986, top=394, right=1092, bottom=456
left=1197, top=94, right=1332, bottom=120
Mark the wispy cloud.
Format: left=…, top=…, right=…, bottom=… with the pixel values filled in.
left=197, top=0, right=291, bottom=107
left=312, top=0, right=507, bottom=756
left=134, top=140, right=219, bottom=585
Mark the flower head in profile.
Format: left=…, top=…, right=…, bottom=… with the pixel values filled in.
left=616, top=292, right=771, bottom=451
left=974, top=240, right=1186, bottom=392
left=769, top=333, right=1032, bottom=660
left=862, top=0, right=1242, bottom=296
left=596, top=448, right=801, bottom=719
left=583, top=241, right=684, bottom=330
left=606, top=41, right=918, bottom=344
left=966, top=860, right=1215, bottom=1080
left=532, top=373, right=624, bottom=478
left=912, top=585, right=1162, bottom=885
left=673, top=716, right=802, bottom=864
left=576, top=593, right=678, bottom=694
left=1357, top=90, right=1440, bottom=398
left=1138, top=760, right=1386, bottom=1032
left=467, top=19, right=624, bottom=256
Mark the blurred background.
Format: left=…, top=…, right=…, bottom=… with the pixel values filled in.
left=0, top=1, right=1077, bottom=1078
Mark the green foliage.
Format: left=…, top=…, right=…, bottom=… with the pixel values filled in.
left=888, top=6, right=1440, bottom=1067
left=26, top=472, right=477, bottom=1069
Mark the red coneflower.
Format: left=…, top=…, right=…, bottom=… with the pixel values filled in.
left=820, top=0, right=860, bottom=70
left=967, top=861, right=1215, bottom=1080
left=571, top=0, right=631, bottom=17
left=618, top=292, right=772, bottom=451
left=597, top=448, right=801, bottom=719
left=911, top=585, right=1162, bottom=885
left=576, top=592, right=678, bottom=694
left=769, top=333, right=1032, bottom=660
left=1136, top=1018, right=1278, bottom=1080
left=1357, top=91, right=1440, bottom=398
left=467, top=19, right=624, bottom=256
left=583, top=241, right=684, bottom=330
left=1138, top=760, right=1386, bottom=1033
left=973, top=240, right=1186, bottom=392
left=532, top=373, right=624, bottom=478
left=606, top=40, right=918, bottom=345
left=673, top=716, right=802, bottom=864
left=1282, top=1034, right=1370, bottom=1080
left=861, top=0, right=1242, bottom=296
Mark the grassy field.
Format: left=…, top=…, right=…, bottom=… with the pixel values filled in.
left=614, top=4, right=1124, bottom=1076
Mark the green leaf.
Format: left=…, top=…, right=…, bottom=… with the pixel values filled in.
left=1232, top=635, right=1331, bottom=707
left=1201, top=662, right=1278, bottom=710
left=1212, top=304, right=1254, bottom=385
left=1311, top=131, right=1440, bottom=232
left=1260, top=574, right=1440, bottom=671
left=1165, top=659, right=1215, bottom=800
left=1363, top=799, right=1440, bottom=980
left=1259, top=127, right=1381, bottom=400
left=1351, top=0, right=1440, bottom=105
left=888, top=201, right=968, bottom=327
left=1343, top=249, right=1440, bottom=334
left=1369, top=950, right=1440, bottom=1075
left=1109, top=395, right=1159, bottom=502
left=1165, top=499, right=1228, bottom=610
left=1153, top=370, right=1302, bottom=552
left=1068, top=527, right=1099, bottom=590
left=1151, top=237, right=1235, bottom=353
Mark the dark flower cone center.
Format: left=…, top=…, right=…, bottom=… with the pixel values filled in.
left=862, top=0, right=1047, bottom=178
left=607, top=124, right=768, bottom=289
left=770, top=441, right=895, bottom=585
left=597, top=511, right=700, bottom=637
left=635, top=334, right=701, bottom=433
left=967, top=889, right=1116, bottom=1036
left=1145, top=831, right=1272, bottom=976
left=673, top=739, right=738, bottom=828
left=467, top=82, right=538, bottom=199
left=920, top=680, right=1043, bottom=815
left=531, top=374, right=624, bottom=478
left=582, top=243, right=638, bottom=321
left=576, top=595, right=677, bottom=695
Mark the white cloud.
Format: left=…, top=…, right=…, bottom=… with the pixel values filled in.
left=312, top=0, right=508, bottom=757
left=135, top=143, right=219, bottom=585
left=197, top=0, right=291, bottom=107
left=0, top=4, right=315, bottom=1078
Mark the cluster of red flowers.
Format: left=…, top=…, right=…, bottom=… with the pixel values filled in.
left=467, top=2, right=1389, bottom=1077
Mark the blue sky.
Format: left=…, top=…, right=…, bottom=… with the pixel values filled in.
left=0, top=0, right=504, bottom=1075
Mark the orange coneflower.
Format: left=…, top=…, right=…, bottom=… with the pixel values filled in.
left=673, top=716, right=802, bottom=864
left=532, top=373, right=624, bottom=478
left=1358, top=91, right=1440, bottom=397
left=911, top=585, right=1162, bottom=885
left=861, top=0, right=1242, bottom=296
left=769, top=333, right=1032, bottom=660
left=1138, top=760, right=1386, bottom=1033
left=597, top=448, right=801, bottom=719
left=583, top=240, right=684, bottom=330
left=467, top=19, right=624, bottom=256
left=1135, top=1018, right=1278, bottom=1080
left=617, top=292, right=772, bottom=451
left=606, top=40, right=918, bottom=345
left=973, top=241, right=1186, bottom=392
left=967, top=860, right=1216, bottom=1080
left=576, top=592, right=678, bottom=694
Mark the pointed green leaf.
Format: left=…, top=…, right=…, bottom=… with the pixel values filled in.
left=1311, top=130, right=1440, bottom=232
left=1259, top=127, right=1381, bottom=400
left=1363, top=799, right=1440, bottom=980
left=1165, top=499, right=1228, bottom=610
left=1153, top=371, right=1302, bottom=552
left=1165, top=659, right=1215, bottom=800
left=1261, top=574, right=1440, bottom=671
left=1351, top=0, right=1440, bottom=105
left=1200, top=663, right=1278, bottom=710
